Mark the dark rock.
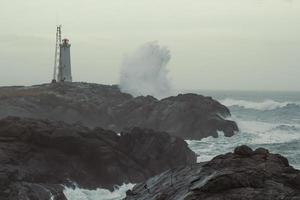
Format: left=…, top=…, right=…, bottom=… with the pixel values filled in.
left=125, top=145, right=300, bottom=200
left=0, top=82, right=238, bottom=140
left=254, top=147, right=269, bottom=155
left=292, top=174, right=300, bottom=188
left=156, top=193, right=169, bottom=200
left=0, top=117, right=196, bottom=200
left=234, top=145, right=253, bottom=156
left=126, top=190, right=138, bottom=196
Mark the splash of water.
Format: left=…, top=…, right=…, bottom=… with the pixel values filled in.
left=119, top=41, right=172, bottom=99
left=63, top=183, right=135, bottom=200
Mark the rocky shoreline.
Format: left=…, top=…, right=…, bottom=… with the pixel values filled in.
left=0, top=117, right=196, bottom=200
left=4, top=82, right=291, bottom=200
left=125, top=145, right=300, bottom=200
left=0, top=82, right=238, bottom=140
left=0, top=115, right=298, bottom=200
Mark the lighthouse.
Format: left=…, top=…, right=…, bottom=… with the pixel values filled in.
left=57, top=38, right=72, bottom=82
left=52, top=26, right=72, bottom=83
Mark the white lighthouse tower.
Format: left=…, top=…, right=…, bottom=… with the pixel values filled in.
left=52, top=26, right=72, bottom=83
left=57, top=38, right=72, bottom=82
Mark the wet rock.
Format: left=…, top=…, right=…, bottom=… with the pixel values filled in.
left=234, top=145, right=253, bottom=156
left=254, top=147, right=269, bottom=155
left=0, top=117, right=196, bottom=200
left=125, top=145, right=300, bottom=200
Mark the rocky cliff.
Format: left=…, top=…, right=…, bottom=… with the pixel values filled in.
left=0, top=117, right=196, bottom=200
left=125, top=145, right=300, bottom=200
left=0, top=82, right=238, bottom=140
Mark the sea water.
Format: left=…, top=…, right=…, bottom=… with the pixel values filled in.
left=65, top=90, right=300, bottom=199
left=188, top=90, right=300, bottom=169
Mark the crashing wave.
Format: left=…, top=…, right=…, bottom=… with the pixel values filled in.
left=63, top=183, right=135, bottom=200
left=220, top=98, right=300, bottom=111
left=272, top=124, right=300, bottom=132
left=119, top=41, right=172, bottom=99
left=187, top=119, right=300, bottom=164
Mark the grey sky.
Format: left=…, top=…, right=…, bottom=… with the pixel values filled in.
left=0, top=0, right=299, bottom=91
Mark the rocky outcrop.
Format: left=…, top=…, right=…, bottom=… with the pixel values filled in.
left=0, top=82, right=238, bottom=140
left=125, top=145, right=300, bottom=200
left=0, top=117, right=196, bottom=200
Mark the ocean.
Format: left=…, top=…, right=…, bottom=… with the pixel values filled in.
left=188, top=90, right=300, bottom=169
left=64, top=90, right=300, bottom=200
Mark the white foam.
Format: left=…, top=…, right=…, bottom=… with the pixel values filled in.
left=187, top=119, right=300, bottom=163
left=238, top=120, right=300, bottom=145
left=220, top=98, right=300, bottom=111
left=63, top=183, right=135, bottom=200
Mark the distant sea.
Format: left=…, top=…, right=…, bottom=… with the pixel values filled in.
left=188, top=90, right=300, bottom=169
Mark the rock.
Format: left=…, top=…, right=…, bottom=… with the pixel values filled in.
left=254, top=147, right=269, bottom=155
left=292, top=174, right=300, bottom=188
left=234, top=145, right=253, bottom=156
left=125, top=146, right=300, bottom=200
left=126, top=190, right=138, bottom=196
left=0, top=82, right=238, bottom=140
left=0, top=117, right=196, bottom=200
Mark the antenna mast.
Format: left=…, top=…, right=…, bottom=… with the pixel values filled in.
left=52, top=25, right=62, bottom=82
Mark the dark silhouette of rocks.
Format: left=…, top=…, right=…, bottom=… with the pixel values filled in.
left=0, top=117, right=196, bottom=200
left=125, top=145, right=300, bottom=200
left=0, top=82, right=238, bottom=140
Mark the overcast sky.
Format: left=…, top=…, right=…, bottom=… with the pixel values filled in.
left=0, top=0, right=299, bottom=91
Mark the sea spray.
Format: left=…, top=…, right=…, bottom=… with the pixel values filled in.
left=120, top=41, right=172, bottom=99
left=63, top=183, right=135, bottom=200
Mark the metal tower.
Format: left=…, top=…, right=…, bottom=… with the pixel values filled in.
left=52, top=25, right=62, bottom=83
